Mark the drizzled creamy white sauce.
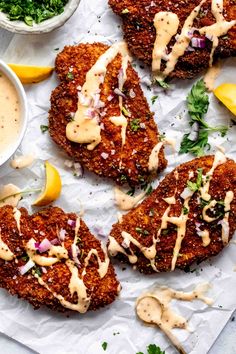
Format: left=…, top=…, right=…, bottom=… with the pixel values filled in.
left=152, top=0, right=236, bottom=79
left=66, top=42, right=130, bottom=150
left=148, top=142, right=163, bottom=172
left=152, top=12, right=179, bottom=73
left=221, top=191, right=234, bottom=245
left=114, top=187, right=146, bottom=211
left=136, top=283, right=213, bottom=354
left=13, top=207, right=21, bottom=234
left=82, top=244, right=110, bottom=278
left=200, top=151, right=227, bottom=201
left=0, top=231, right=14, bottom=261
left=110, top=116, right=127, bottom=146
left=204, top=62, right=221, bottom=91
left=199, top=0, right=236, bottom=66
left=0, top=184, right=21, bottom=207
left=110, top=151, right=234, bottom=270
left=10, top=154, right=34, bottom=169
left=26, top=238, right=63, bottom=266
left=0, top=71, right=21, bottom=160
left=155, top=0, right=205, bottom=80
left=197, top=229, right=211, bottom=247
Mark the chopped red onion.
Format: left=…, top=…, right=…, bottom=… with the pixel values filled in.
left=191, top=37, right=206, bottom=48
left=64, top=159, right=73, bottom=168
left=101, top=152, right=109, bottom=159
left=107, top=95, right=114, bottom=101
left=41, top=267, right=47, bottom=274
left=68, top=219, right=76, bottom=228
left=19, top=259, right=35, bottom=275
left=50, top=238, right=61, bottom=246
left=129, top=89, right=136, bottom=98
left=114, top=88, right=127, bottom=99
left=35, top=238, right=52, bottom=253
left=186, top=46, right=195, bottom=52
left=58, top=228, right=66, bottom=241
left=94, top=226, right=107, bottom=238
left=180, top=187, right=194, bottom=200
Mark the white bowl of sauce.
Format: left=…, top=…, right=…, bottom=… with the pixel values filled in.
left=0, top=60, right=28, bottom=166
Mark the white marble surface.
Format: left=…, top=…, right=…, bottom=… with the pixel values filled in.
left=0, top=27, right=236, bottom=354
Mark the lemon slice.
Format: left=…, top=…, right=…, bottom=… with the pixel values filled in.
left=8, top=64, right=54, bottom=84
left=214, top=83, right=236, bottom=116
left=33, top=161, right=62, bottom=206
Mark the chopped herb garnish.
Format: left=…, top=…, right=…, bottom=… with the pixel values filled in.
left=32, top=266, right=42, bottom=277
left=149, top=208, right=155, bottom=217
left=180, top=79, right=228, bottom=157
left=40, top=125, right=49, bottom=134
left=127, top=187, right=135, bottom=196
left=162, top=229, right=169, bottom=235
left=0, top=0, right=69, bottom=26
left=151, top=95, right=158, bottom=104
left=146, top=184, right=153, bottom=195
left=67, top=72, right=74, bottom=80
left=200, top=198, right=210, bottom=208
left=130, top=118, right=140, bottom=132
left=102, top=342, right=108, bottom=351
left=120, top=174, right=127, bottom=182
left=183, top=206, right=189, bottom=215
left=137, top=344, right=165, bottom=354
left=21, top=255, right=29, bottom=262
left=121, top=8, right=129, bottom=14
left=187, top=168, right=203, bottom=192
left=54, top=47, right=60, bottom=51
left=156, top=79, right=170, bottom=89
left=159, top=133, right=166, bottom=141
left=135, top=227, right=149, bottom=236
left=122, top=106, right=131, bottom=117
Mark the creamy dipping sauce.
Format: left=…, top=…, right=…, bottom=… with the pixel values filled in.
left=0, top=183, right=21, bottom=207
left=10, top=154, right=34, bottom=169
left=136, top=283, right=213, bottom=354
left=0, top=71, right=21, bottom=159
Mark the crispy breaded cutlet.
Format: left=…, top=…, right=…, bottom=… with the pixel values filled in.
left=109, top=0, right=236, bottom=79
left=108, top=154, right=236, bottom=274
left=49, top=43, right=166, bottom=186
left=0, top=206, right=119, bottom=312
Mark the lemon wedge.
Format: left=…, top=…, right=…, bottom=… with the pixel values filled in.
left=33, top=161, right=62, bottom=207
left=8, top=64, right=54, bottom=84
left=214, top=83, right=236, bottom=116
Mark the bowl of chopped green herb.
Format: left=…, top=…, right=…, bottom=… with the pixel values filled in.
left=0, top=0, right=80, bottom=34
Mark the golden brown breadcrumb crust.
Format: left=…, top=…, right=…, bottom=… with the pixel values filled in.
left=109, top=0, right=236, bottom=79
left=49, top=43, right=166, bottom=186
left=109, top=156, right=236, bottom=273
left=0, top=206, right=119, bottom=312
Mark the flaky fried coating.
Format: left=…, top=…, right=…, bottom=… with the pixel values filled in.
left=49, top=43, right=166, bottom=186
left=109, top=0, right=236, bottom=79
left=109, top=155, right=236, bottom=273
left=0, top=206, right=119, bottom=312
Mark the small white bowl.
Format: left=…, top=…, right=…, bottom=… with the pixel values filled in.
left=0, top=60, right=28, bottom=166
left=0, top=0, right=80, bottom=34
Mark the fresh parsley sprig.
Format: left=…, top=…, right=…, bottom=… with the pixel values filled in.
left=137, top=344, right=165, bottom=354
left=180, top=79, right=228, bottom=157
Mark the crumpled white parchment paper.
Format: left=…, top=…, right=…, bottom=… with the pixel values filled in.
left=1, top=0, right=236, bottom=353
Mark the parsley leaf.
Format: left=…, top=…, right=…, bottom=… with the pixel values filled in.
left=102, top=342, right=108, bottom=351
left=67, top=71, right=74, bottom=80
left=40, top=125, right=49, bottom=134
left=130, top=118, right=140, bottom=131
left=187, top=168, right=203, bottom=192
left=151, top=95, right=158, bottom=104
left=180, top=79, right=228, bottom=156
left=135, top=227, right=149, bottom=236
left=137, top=344, right=165, bottom=354
left=156, top=79, right=170, bottom=89
left=147, top=344, right=165, bottom=354
left=183, top=206, right=189, bottom=215
left=0, top=0, right=69, bottom=25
